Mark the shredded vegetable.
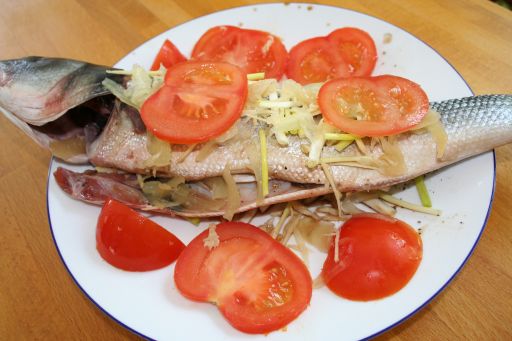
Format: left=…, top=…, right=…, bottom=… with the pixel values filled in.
left=145, top=132, right=171, bottom=168
left=321, top=163, right=343, bottom=217
left=379, top=193, right=441, bottom=216
left=203, top=224, right=220, bottom=250
left=258, top=129, right=269, bottom=197
left=187, top=217, right=201, bottom=226
left=272, top=204, right=291, bottom=238
left=247, top=72, right=265, bottom=81
left=222, top=165, right=241, bottom=221
left=415, top=175, right=432, bottom=207
left=103, top=65, right=164, bottom=109
left=334, top=227, right=341, bottom=263
left=281, top=215, right=299, bottom=246
left=293, top=227, right=310, bottom=265
left=324, top=133, right=357, bottom=141
left=176, top=143, right=197, bottom=163
left=195, top=140, right=217, bottom=162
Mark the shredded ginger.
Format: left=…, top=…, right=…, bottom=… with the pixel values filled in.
left=244, top=79, right=335, bottom=166
left=222, top=165, right=241, bottom=221
left=203, top=224, right=220, bottom=250
left=103, top=65, right=165, bottom=109
left=243, top=79, right=449, bottom=177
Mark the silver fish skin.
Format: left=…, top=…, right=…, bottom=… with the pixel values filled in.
left=0, top=57, right=122, bottom=162
left=88, top=95, right=512, bottom=192
left=0, top=57, right=121, bottom=125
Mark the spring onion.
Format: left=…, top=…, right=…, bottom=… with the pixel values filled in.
left=415, top=175, right=432, bottom=207
left=258, top=129, right=269, bottom=197
left=247, top=72, right=265, bottom=81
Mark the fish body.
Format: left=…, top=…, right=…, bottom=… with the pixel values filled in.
left=1, top=57, right=511, bottom=217
left=89, top=94, right=512, bottom=190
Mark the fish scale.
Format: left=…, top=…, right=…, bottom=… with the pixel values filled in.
left=434, top=95, right=512, bottom=163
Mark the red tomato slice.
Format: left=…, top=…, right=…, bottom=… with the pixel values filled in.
left=322, top=214, right=422, bottom=301
left=191, top=25, right=288, bottom=79
left=327, top=27, right=377, bottom=77
left=96, top=199, right=185, bottom=271
left=141, top=61, right=248, bottom=144
left=286, top=37, right=349, bottom=85
left=150, top=39, right=187, bottom=71
left=287, top=27, right=377, bottom=84
left=174, top=222, right=312, bottom=334
left=318, top=75, right=429, bottom=136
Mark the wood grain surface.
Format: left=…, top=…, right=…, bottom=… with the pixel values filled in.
left=0, top=0, right=511, bottom=340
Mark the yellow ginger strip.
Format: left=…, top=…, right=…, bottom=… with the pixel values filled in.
left=320, top=163, right=343, bottom=217
left=355, top=138, right=368, bottom=155
left=258, top=129, right=269, bottom=197
left=335, top=140, right=354, bottom=152
left=379, top=194, right=441, bottom=216
left=176, top=143, right=197, bottom=163
left=281, top=215, right=300, bottom=246
left=293, top=228, right=310, bottom=266
left=334, top=226, right=341, bottom=263
left=320, top=156, right=374, bottom=163
left=271, top=204, right=291, bottom=238
left=324, top=133, right=357, bottom=141
left=186, top=217, right=201, bottom=226
left=247, top=72, right=265, bottom=80
left=222, top=166, right=241, bottom=221
left=195, top=140, right=217, bottom=162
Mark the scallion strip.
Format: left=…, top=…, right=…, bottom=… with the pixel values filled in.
left=379, top=194, right=441, bottom=216
left=324, top=133, right=357, bottom=141
left=258, top=129, right=269, bottom=197
left=247, top=72, right=265, bottom=80
left=415, top=175, right=432, bottom=207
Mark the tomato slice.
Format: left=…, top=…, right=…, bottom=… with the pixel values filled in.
left=150, top=39, right=187, bottom=71
left=96, top=199, right=185, bottom=271
left=286, top=37, right=349, bottom=85
left=174, top=222, right=312, bottom=334
left=327, top=27, right=377, bottom=77
left=318, top=75, right=429, bottom=136
left=322, top=214, right=422, bottom=301
left=141, top=61, right=248, bottom=144
left=191, top=25, right=288, bottom=79
left=287, top=27, right=377, bottom=84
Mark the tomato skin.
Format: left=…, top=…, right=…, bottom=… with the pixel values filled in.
left=191, top=25, right=289, bottom=79
left=96, top=199, right=185, bottom=271
left=287, top=27, right=377, bottom=84
left=375, top=75, right=430, bottom=128
left=150, top=39, right=187, bottom=71
left=174, top=222, right=312, bottom=334
left=322, top=214, right=423, bottom=301
left=327, top=27, right=377, bottom=77
left=141, top=61, right=248, bottom=144
left=286, top=37, right=349, bottom=85
left=318, top=75, right=429, bottom=136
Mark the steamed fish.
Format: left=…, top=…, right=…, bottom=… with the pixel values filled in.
left=1, top=57, right=511, bottom=218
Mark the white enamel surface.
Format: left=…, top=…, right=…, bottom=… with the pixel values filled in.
left=47, top=3, right=494, bottom=340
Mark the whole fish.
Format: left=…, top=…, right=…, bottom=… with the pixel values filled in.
left=1, top=57, right=511, bottom=217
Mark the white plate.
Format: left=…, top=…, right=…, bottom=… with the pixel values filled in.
left=47, top=3, right=495, bottom=340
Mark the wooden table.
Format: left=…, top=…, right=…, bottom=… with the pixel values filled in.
left=1, top=0, right=511, bottom=339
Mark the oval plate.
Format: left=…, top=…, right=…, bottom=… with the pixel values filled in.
left=47, top=3, right=494, bottom=340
